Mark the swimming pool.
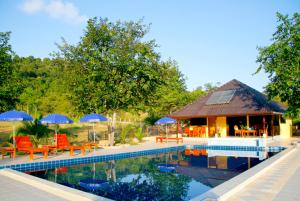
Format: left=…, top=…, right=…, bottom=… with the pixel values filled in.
left=25, top=146, right=282, bottom=201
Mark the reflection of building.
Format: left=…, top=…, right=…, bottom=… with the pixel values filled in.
left=183, top=149, right=266, bottom=169
left=171, top=79, right=292, bottom=138
left=185, top=149, right=207, bottom=156
left=180, top=149, right=265, bottom=187
left=208, top=156, right=227, bottom=169
left=207, top=149, right=268, bottom=160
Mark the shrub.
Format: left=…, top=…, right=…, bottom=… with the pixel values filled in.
left=135, top=127, right=145, bottom=142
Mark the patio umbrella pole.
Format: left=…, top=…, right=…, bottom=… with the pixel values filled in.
left=93, top=123, right=96, bottom=144
left=93, top=122, right=96, bottom=152
left=12, top=122, right=16, bottom=160
left=12, top=122, right=16, bottom=149
left=166, top=125, right=168, bottom=144
left=55, top=126, right=58, bottom=148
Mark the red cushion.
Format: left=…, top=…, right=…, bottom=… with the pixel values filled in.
left=15, top=136, right=33, bottom=148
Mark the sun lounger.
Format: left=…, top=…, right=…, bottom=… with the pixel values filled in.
left=46, top=134, right=86, bottom=156
left=15, top=136, right=48, bottom=160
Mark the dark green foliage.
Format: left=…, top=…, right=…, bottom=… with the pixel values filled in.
left=14, top=56, right=76, bottom=117
left=100, top=177, right=162, bottom=201
left=256, top=12, right=300, bottom=117
left=146, top=61, right=189, bottom=116
left=17, top=115, right=53, bottom=146
left=57, top=18, right=166, bottom=114
left=93, top=157, right=190, bottom=201
left=144, top=114, right=160, bottom=126
left=0, top=32, right=21, bottom=112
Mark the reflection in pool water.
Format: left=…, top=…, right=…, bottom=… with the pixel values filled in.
left=27, top=149, right=278, bottom=201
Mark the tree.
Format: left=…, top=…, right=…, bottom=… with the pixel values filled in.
left=14, top=56, right=76, bottom=117
left=146, top=60, right=189, bottom=116
left=0, top=32, right=20, bottom=112
left=56, top=18, right=167, bottom=145
left=256, top=13, right=300, bottom=117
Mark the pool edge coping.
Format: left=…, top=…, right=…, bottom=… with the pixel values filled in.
left=190, top=143, right=296, bottom=201
left=0, top=168, right=112, bottom=201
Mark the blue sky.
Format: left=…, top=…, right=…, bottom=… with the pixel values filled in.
left=0, top=0, right=299, bottom=92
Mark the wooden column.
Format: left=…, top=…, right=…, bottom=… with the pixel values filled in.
left=271, top=115, right=274, bottom=137
left=246, top=115, right=250, bottom=128
left=263, top=116, right=266, bottom=136
left=206, top=117, right=209, bottom=137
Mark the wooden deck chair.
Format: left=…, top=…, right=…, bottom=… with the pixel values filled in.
left=54, top=134, right=86, bottom=156
left=15, top=136, right=48, bottom=160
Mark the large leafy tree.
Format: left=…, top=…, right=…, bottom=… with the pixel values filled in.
left=0, top=32, right=20, bottom=112
left=146, top=60, right=189, bottom=116
left=56, top=18, right=167, bottom=144
left=57, top=18, right=166, bottom=113
left=256, top=13, right=300, bottom=117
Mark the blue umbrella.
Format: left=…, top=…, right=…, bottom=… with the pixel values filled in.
left=155, top=117, right=176, bottom=125
left=79, top=113, right=108, bottom=143
left=39, top=114, right=74, bottom=146
left=0, top=110, right=34, bottom=148
left=155, top=117, right=177, bottom=143
left=79, top=113, right=107, bottom=123
left=39, top=114, right=73, bottom=124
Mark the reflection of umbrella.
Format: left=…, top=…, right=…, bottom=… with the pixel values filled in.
left=157, top=163, right=177, bottom=173
left=0, top=110, right=33, bottom=148
left=79, top=113, right=107, bottom=143
left=39, top=114, right=73, bottom=146
left=79, top=178, right=109, bottom=191
left=155, top=117, right=176, bottom=143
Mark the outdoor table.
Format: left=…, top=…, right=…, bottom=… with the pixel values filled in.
left=43, top=145, right=58, bottom=154
left=83, top=142, right=97, bottom=152
left=68, top=145, right=86, bottom=156
left=241, top=130, right=257, bottom=137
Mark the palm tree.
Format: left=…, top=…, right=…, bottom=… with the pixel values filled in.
left=17, top=115, right=53, bottom=147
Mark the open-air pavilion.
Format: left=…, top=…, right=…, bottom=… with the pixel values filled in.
left=171, top=79, right=292, bottom=138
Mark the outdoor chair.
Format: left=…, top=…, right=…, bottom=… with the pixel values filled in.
left=15, top=136, right=48, bottom=160
left=184, top=127, right=191, bottom=136
left=45, top=134, right=86, bottom=156
left=193, top=127, right=200, bottom=137
left=200, top=126, right=206, bottom=137
left=234, top=125, right=243, bottom=137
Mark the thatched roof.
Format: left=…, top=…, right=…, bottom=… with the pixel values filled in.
left=170, top=79, right=285, bottom=119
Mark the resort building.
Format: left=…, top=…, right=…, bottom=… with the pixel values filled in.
left=171, top=79, right=293, bottom=138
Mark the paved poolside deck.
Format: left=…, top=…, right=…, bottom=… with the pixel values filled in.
left=225, top=140, right=300, bottom=201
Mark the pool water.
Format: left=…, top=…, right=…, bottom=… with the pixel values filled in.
left=27, top=148, right=279, bottom=201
